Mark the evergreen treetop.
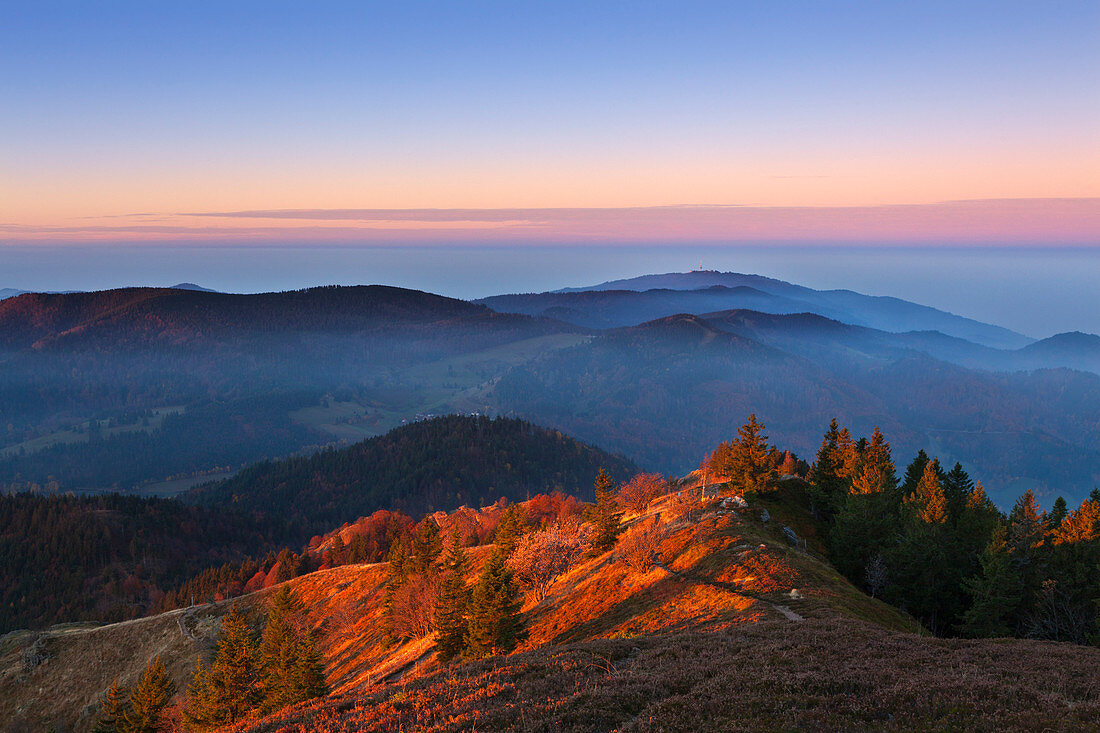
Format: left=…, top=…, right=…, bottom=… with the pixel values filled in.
left=435, top=529, right=472, bottom=663
left=465, top=548, right=525, bottom=659
left=123, top=656, right=175, bottom=733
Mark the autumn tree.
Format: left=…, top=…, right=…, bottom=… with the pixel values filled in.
left=849, top=427, right=896, bottom=496
left=617, top=515, right=666, bottom=573
left=908, top=459, right=948, bottom=525
left=617, top=473, right=667, bottom=514
left=1009, top=490, right=1045, bottom=556
left=465, top=549, right=525, bottom=659
left=508, top=520, right=590, bottom=599
left=434, top=529, right=471, bottom=662
left=182, top=662, right=217, bottom=731
left=1054, top=498, right=1100, bottom=545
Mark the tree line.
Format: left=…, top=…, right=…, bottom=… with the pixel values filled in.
left=93, top=587, right=326, bottom=731
left=721, top=414, right=1100, bottom=643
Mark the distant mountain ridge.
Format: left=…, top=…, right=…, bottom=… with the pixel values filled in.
left=489, top=270, right=1032, bottom=349
left=0, top=284, right=570, bottom=352
left=493, top=309, right=1100, bottom=506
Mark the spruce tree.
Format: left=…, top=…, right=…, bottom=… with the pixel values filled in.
left=407, top=517, right=443, bottom=574
left=181, top=663, right=217, bottom=731
left=809, top=418, right=847, bottom=519
left=942, top=462, right=974, bottom=523
left=382, top=537, right=409, bottom=637
left=465, top=549, right=525, bottom=659
left=207, top=603, right=261, bottom=723
left=292, top=628, right=327, bottom=702
left=123, top=656, right=175, bottom=733
left=900, top=450, right=931, bottom=497
left=960, top=525, right=1022, bottom=637
left=1047, top=497, right=1069, bottom=535
left=729, top=414, right=775, bottom=492
left=93, top=679, right=129, bottom=733
left=259, top=586, right=305, bottom=713
left=329, top=533, right=346, bottom=566
left=494, top=505, right=528, bottom=557
left=434, top=529, right=472, bottom=662
left=588, top=469, right=621, bottom=553
left=1008, top=490, right=1045, bottom=554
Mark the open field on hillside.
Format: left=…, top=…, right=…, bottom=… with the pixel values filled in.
left=289, top=333, right=591, bottom=442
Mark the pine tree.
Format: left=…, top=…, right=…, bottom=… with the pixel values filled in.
left=407, top=517, right=443, bottom=574
left=123, top=656, right=175, bottom=733
left=960, top=525, right=1022, bottom=637
left=829, top=487, right=899, bottom=586
left=259, top=586, right=306, bottom=713
left=206, top=603, right=260, bottom=723
left=465, top=549, right=525, bottom=659
left=809, top=418, right=847, bottom=519
left=329, top=533, right=346, bottom=566
left=93, top=679, right=129, bottom=733
left=729, top=414, right=775, bottom=492
left=382, top=537, right=410, bottom=640
left=292, top=628, right=327, bottom=702
left=1008, top=490, right=1045, bottom=554
left=942, top=462, right=974, bottom=522
left=1047, top=497, right=1069, bottom=535
left=900, top=450, right=930, bottom=497
left=494, top=504, right=527, bottom=557
left=587, top=469, right=621, bottom=553
left=181, top=662, right=217, bottom=732
left=434, top=529, right=472, bottom=662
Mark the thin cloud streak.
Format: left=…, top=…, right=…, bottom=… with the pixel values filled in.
left=3, top=199, right=1097, bottom=245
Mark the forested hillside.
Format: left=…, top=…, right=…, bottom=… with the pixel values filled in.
left=494, top=314, right=1100, bottom=506
left=0, top=493, right=289, bottom=634
left=187, top=415, right=638, bottom=533
left=0, top=285, right=578, bottom=491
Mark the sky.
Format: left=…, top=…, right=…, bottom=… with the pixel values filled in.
left=1, top=1, right=1098, bottom=245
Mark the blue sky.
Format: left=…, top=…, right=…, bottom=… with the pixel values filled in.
left=2, top=1, right=1097, bottom=225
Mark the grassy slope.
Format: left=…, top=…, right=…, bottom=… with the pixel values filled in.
left=5, top=482, right=1099, bottom=731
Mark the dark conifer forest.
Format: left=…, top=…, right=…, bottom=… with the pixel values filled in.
left=187, top=415, right=637, bottom=534
left=0, top=493, right=285, bottom=634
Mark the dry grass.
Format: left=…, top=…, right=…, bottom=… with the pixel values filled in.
left=229, top=616, right=1100, bottom=732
